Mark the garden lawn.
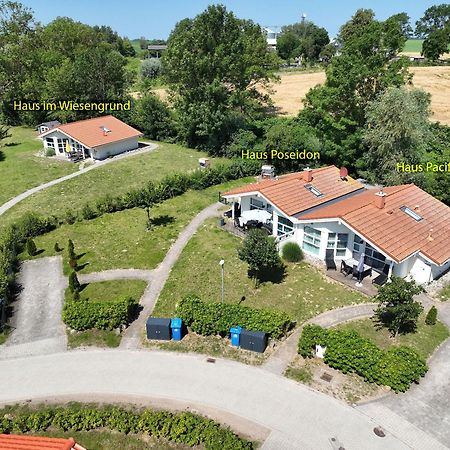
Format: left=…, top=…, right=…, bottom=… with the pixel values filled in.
left=438, top=284, right=450, bottom=301
left=1, top=142, right=227, bottom=229
left=24, top=179, right=252, bottom=274
left=0, top=126, right=77, bottom=205
left=334, top=315, right=449, bottom=359
left=154, top=219, right=367, bottom=324
left=403, top=39, right=423, bottom=53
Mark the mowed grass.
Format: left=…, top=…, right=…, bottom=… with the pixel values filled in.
left=154, top=219, right=367, bottom=323
left=1, top=142, right=227, bottom=228
left=67, top=329, right=122, bottom=349
left=25, top=179, right=252, bottom=274
left=0, top=126, right=78, bottom=205
left=438, top=284, right=450, bottom=301
left=334, top=315, right=449, bottom=360
left=403, top=39, right=423, bottom=53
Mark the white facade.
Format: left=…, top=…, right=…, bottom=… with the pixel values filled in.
left=91, top=138, right=139, bottom=160
left=229, top=193, right=448, bottom=285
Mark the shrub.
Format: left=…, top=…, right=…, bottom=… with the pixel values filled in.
left=297, top=325, right=428, bottom=392
left=140, top=58, right=162, bottom=79
left=54, top=242, right=61, bottom=252
left=62, top=297, right=137, bottom=330
left=68, top=271, right=80, bottom=293
left=72, top=290, right=80, bottom=301
left=177, top=296, right=293, bottom=339
left=26, top=238, right=37, bottom=257
left=14, top=212, right=56, bottom=240
left=281, top=242, right=303, bottom=262
left=63, top=209, right=77, bottom=225
left=44, top=147, right=56, bottom=157
left=69, top=258, right=77, bottom=270
left=67, top=239, right=76, bottom=260
left=425, top=306, right=438, bottom=325
left=0, top=404, right=253, bottom=449
left=81, top=203, right=97, bottom=220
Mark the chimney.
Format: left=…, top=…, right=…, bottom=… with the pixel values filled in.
left=374, top=189, right=386, bottom=209
left=339, top=167, right=348, bottom=180
left=303, top=167, right=313, bottom=183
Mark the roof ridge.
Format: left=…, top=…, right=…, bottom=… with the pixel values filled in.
left=59, top=114, right=115, bottom=128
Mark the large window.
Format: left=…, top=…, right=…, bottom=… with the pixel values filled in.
left=45, top=138, right=55, bottom=148
left=57, top=138, right=67, bottom=154
left=352, top=235, right=364, bottom=259
left=277, top=216, right=293, bottom=237
left=364, top=243, right=386, bottom=270
left=302, top=226, right=322, bottom=255
left=250, top=198, right=264, bottom=210
left=327, top=232, right=348, bottom=257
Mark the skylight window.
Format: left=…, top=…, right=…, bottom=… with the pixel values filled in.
left=305, top=184, right=323, bottom=197
left=400, top=206, right=423, bottom=221
left=100, top=126, right=111, bottom=133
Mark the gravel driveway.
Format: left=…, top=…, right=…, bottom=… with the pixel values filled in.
left=0, top=256, right=67, bottom=359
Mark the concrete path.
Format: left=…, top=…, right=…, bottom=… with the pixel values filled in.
left=120, top=202, right=222, bottom=349
left=0, top=257, right=67, bottom=359
left=0, top=143, right=158, bottom=216
left=0, top=349, right=445, bottom=450
left=78, top=268, right=153, bottom=284
left=361, top=300, right=450, bottom=449
left=263, top=303, right=377, bottom=375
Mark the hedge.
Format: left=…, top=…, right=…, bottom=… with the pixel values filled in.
left=0, top=404, right=253, bottom=450
left=177, top=296, right=294, bottom=339
left=298, top=324, right=428, bottom=392
left=62, top=297, right=137, bottom=331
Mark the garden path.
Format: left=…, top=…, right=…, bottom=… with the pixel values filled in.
left=0, top=142, right=158, bottom=216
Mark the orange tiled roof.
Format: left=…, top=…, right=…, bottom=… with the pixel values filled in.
left=300, top=185, right=450, bottom=265
left=222, top=166, right=364, bottom=216
left=38, top=115, right=142, bottom=148
left=0, top=434, right=78, bottom=450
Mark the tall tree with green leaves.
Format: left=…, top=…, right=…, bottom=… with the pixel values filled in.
left=363, top=87, right=430, bottom=185
left=301, top=9, right=411, bottom=170
left=416, top=4, right=450, bottom=60
left=163, top=5, right=279, bottom=152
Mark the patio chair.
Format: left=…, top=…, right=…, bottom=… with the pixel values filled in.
left=372, top=264, right=390, bottom=286
left=325, top=249, right=337, bottom=271
left=340, top=260, right=353, bottom=277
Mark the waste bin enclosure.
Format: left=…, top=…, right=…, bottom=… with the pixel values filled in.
left=230, top=326, right=242, bottom=347
left=171, top=318, right=183, bottom=341
left=239, top=329, right=267, bottom=353
left=146, top=317, right=171, bottom=340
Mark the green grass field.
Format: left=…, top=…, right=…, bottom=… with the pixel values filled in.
left=403, top=39, right=423, bottom=53
left=1, top=142, right=227, bottom=229
left=25, top=179, right=252, bottom=274
left=0, top=126, right=78, bottom=205
left=334, top=315, right=449, bottom=359
left=438, top=284, right=450, bottom=301
left=154, top=219, right=367, bottom=324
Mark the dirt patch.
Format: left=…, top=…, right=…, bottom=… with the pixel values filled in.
left=285, top=355, right=389, bottom=404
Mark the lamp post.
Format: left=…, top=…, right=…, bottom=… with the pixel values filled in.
left=219, top=259, right=225, bottom=303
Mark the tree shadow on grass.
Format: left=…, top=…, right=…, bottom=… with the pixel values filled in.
left=75, top=262, right=89, bottom=272
left=0, top=150, right=4, bottom=162
left=248, top=264, right=287, bottom=285
left=148, top=215, right=175, bottom=228
left=76, top=252, right=87, bottom=260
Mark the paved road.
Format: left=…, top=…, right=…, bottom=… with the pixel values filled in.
left=120, top=202, right=222, bottom=349
left=0, top=257, right=67, bottom=359
left=361, top=300, right=450, bottom=449
left=0, top=143, right=158, bottom=216
left=0, top=350, right=444, bottom=450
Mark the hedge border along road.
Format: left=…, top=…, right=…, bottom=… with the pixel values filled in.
left=0, top=404, right=253, bottom=450
left=298, top=324, right=428, bottom=393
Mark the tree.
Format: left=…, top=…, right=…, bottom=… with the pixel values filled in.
left=139, top=36, right=147, bottom=49
left=140, top=58, right=162, bottom=80
left=425, top=306, right=438, bottom=325
left=276, top=31, right=300, bottom=61
left=26, top=238, right=36, bottom=256
left=363, top=87, right=430, bottom=185
left=319, top=43, right=336, bottom=63
left=68, top=271, right=80, bottom=293
left=374, top=277, right=424, bottom=336
left=67, top=239, right=75, bottom=260
left=163, top=5, right=278, bottom=152
left=238, top=229, right=284, bottom=284
left=416, top=4, right=450, bottom=60
left=301, top=9, right=411, bottom=170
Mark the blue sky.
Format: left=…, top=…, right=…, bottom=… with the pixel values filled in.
left=24, top=0, right=438, bottom=39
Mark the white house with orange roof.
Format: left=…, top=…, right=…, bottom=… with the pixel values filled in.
left=222, top=166, right=450, bottom=285
left=38, top=115, right=143, bottom=161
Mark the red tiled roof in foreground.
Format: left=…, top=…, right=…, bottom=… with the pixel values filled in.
left=222, top=166, right=364, bottom=216
left=0, top=434, right=84, bottom=450
left=38, top=115, right=142, bottom=148
left=301, top=185, right=450, bottom=265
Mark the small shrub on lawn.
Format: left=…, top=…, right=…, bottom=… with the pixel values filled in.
left=425, top=306, right=438, bottom=325
left=72, top=290, right=80, bottom=301
left=63, top=209, right=77, bottom=225
left=81, top=202, right=97, bottom=220
left=44, top=147, right=56, bottom=157
left=26, top=238, right=37, bottom=257
left=298, top=324, right=428, bottom=392
left=281, top=242, right=304, bottom=262
left=54, top=242, right=61, bottom=252
left=0, top=404, right=253, bottom=449
left=67, top=239, right=76, bottom=260
left=68, top=271, right=80, bottom=293
left=62, top=297, right=137, bottom=330
left=177, top=295, right=294, bottom=339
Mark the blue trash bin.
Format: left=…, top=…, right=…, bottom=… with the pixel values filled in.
left=230, top=326, right=242, bottom=347
left=171, top=318, right=183, bottom=341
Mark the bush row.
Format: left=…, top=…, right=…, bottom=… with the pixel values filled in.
left=64, top=159, right=261, bottom=223
left=0, top=404, right=253, bottom=450
left=62, top=297, right=137, bottom=331
left=0, top=213, right=56, bottom=303
left=177, top=296, right=294, bottom=339
left=298, top=325, right=428, bottom=392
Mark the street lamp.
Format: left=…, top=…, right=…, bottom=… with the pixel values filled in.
left=219, top=259, right=225, bottom=303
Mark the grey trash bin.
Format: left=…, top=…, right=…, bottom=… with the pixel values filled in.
left=146, top=317, right=171, bottom=340
left=239, top=329, right=267, bottom=353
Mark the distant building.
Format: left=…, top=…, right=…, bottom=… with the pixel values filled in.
left=36, top=120, right=60, bottom=134
left=263, top=27, right=280, bottom=51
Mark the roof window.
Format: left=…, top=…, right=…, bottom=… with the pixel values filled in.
left=400, top=206, right=423, bottom=221
left=305, top=183, right=323, bottom=197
